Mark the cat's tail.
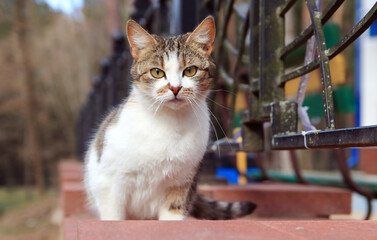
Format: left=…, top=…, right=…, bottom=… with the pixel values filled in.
left=189, top=193, right=257, bottom=220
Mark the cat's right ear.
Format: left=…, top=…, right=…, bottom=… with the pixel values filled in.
left=186, top=16, right=216, bottom=56
left=126, top=20, right=157, bottom=60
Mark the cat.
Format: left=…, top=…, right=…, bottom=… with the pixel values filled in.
left=84, top=16, right=256, bottom=220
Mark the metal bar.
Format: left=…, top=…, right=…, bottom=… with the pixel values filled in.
left=139, top=2, right=158, bottom=30
left=306, top=0, right=335, bottom=129
left=208, top=0, right=235, bottom=137
left=232, top=3, right=247, bottom=20
left=248, top=0, right=260, bottom=87
left=320, top=0, right=345, bottom=23
left=223, top=39, right=249, bottom=64
left=283, top=0, right=375, bottom=82
left=295, top=0, right=321, bottom=132
left=278, top=0, right=298, bottom=17
left=216, top=0, right=223, bottom=12
left=251, top=78, right=259, bottom=93
left=259, top=0, right=285, bottom=105
left=196, top=0, right=215, bottom=26
left=281, top=4, right=377, bottom=83
left=259, top=0, right=266, bottom=100
left=289, top=150, right=310, bottom=184
left=229, top=9, right=250, bottom=134
left=214, top=0, right=235, bottom=87
left=246, top=0, right=261, bottom=124
left=131, top=0, right=151, bottom=23
left=219, top=67, right=249, bottom=91
left=281, top=58, right=320, bottom=83
left=178, top=0, right=197, bottom=34
left=335, top=149, right=374, bottom=220
left=199, top=0, right=213, bottom=8
left=157, top=0, right=169, bottom=34
left=280, top=0, right=345, bottom=59
left=272, top=125, right=377, bottom=150
left=255, top=153, right=273, bottom=181
left=327, top=2, right=377, bottom=58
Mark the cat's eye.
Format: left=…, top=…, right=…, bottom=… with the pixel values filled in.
left=183, top=66, right=197, bottom=77
left=150, top=68, right=165, bottom=78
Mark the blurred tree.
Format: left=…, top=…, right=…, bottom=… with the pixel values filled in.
left=0, top=0, right=124, bottom=188
left=14, top=0, right=45, bottom=194
left=0, top=1, right=14, bottom=38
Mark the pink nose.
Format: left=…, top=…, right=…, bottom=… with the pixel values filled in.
left=170, top=86, right=182, bottom=96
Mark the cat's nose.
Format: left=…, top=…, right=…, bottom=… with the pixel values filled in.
left=170, top=86, right=182, bottom=96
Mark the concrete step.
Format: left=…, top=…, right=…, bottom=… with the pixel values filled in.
left=63, top=218, right=377, bottom=240
left=59, top=161, right=351, bottom=218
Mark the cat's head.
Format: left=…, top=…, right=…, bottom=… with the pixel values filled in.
left=126, top=16, right=216, bottom=111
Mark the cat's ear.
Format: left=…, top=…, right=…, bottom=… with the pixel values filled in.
left=126, top=20, right=157, bottom=59
left=186, top=16, right=216, bottom=56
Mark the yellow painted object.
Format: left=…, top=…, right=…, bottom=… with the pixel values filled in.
left=227, top=92, right=248, bottom=112
left=285, top=54, right=346, bottom=97
left=233, top=128, right=247, bottom=185
left=236, top=151, right=247, bottom=185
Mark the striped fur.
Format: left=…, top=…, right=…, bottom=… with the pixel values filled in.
left=84, top=16, right=256, bottom=221
left=187, top=172, right=256, bottom=220
left=190, top=194, right=256, bottom=220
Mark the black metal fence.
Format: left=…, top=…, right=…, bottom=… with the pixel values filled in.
left=77, top=0, right=377, bottom=219
left=76, top=32, right=131, bottom=159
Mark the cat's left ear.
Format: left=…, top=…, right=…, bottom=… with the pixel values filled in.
left=126, top=20, right=157, bottom=60
left=186, top=16, right=216, bottom=56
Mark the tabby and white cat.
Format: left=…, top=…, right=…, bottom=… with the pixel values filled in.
left=84, top=16, right=256, bottom=220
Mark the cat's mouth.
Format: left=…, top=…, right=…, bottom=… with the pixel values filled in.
left=164, top=97, right=188, bottom=110
left=169, top=97, right=184, bottom=103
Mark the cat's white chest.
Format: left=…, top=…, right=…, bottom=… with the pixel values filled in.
left=90, top=98, right=209, bottom=219
left=104, top=100, right=208, bottom=173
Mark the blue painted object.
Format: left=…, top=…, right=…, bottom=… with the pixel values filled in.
left=370, top=20, right=377, bottom=36
left=216, top=168, right=239, bottom=184
left=350, top=0, right=362, bottom=168
left=216, top=167, right=260, bottom=184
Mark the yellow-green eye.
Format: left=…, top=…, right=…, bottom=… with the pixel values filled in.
left=183, top=66, right=197, bottom=77
left=150, top=68, right=165, bottom=78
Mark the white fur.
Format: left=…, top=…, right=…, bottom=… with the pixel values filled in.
left=84, top=54, right=210, bottom=220
left=129, top=26, right=155, bottom=50
left=164, top=53, right=181, bottom=88
left=192, top=29, right=210, bottom=44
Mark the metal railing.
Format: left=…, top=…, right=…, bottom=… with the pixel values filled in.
left=77, top=0, right=377, bottom=219
left=76, top=32, right=131, bottom=159
left=218, top=0, right=377, bottom=219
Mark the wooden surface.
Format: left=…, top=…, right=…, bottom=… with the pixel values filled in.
left=64, top=219, right=377, bottom=240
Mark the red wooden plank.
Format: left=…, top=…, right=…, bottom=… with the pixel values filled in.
left=199, top=183, right=351, bottom=216
left=63, top=219, right=377, bottom=240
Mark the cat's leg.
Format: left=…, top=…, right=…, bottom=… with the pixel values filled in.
left=158, top=184, right=191, bottom=221
left=94, top=178, right=127, bottom=220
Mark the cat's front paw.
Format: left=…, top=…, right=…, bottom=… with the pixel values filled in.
left=158, top=211, right=186, bottom=221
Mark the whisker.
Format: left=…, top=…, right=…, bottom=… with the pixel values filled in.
left=154, top=99, right=165, bottom=117
left=190, top=99, right=221, bottom=156
left=193, top=98, right=234, bottom=153
left=196, top=92, right=231, bottom=110
left=187, top=99, right=207, bottom=146
left=200, top=89, right=236, bottom=96
left=147, top=99, right=160, bottom=112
